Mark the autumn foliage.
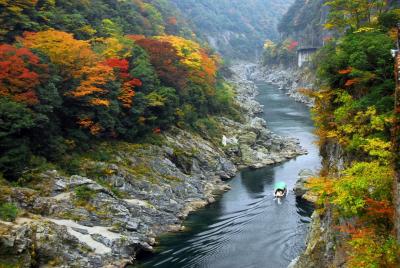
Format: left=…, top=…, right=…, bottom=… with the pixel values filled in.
left=103, top=58, right=140, bottom=108
left=0, top=44, right=43, bottom=105
left=19, top=30, right=97, bottom=76
left=0, top=22, right=227, bottom=180
left=135, top=37, right=189, bottom=92
left=308, top=13, right=399, bottom=267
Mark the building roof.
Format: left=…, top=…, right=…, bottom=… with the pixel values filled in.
left=297, top=47, right=319, bottom=53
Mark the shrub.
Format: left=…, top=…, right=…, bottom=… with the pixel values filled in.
left=74, top=185, right=96, bottom=202
left=0, top=202, right=18, bottom=222
left=193, top=117, right=220, bottom=138
left=332, top=162, right=393, bottom=217
left=347, top=229, right=399, bottom=268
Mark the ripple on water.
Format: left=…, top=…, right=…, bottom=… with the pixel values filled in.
left=136, top=82, right=319, bottom=268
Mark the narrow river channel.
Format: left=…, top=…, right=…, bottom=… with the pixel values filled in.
left=137, top=82, right=321, bottom=268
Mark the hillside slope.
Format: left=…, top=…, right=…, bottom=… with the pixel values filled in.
left=170, top=0, right=294, bottom=60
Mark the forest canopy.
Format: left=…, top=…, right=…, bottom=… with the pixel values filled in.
left=0, top=0, right=236, bottom=180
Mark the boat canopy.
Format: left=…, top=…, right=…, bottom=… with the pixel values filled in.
left=274, top=181, right=287, bottom=191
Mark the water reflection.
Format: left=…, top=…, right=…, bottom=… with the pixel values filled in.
left=240, top=166, right=275, bottom=194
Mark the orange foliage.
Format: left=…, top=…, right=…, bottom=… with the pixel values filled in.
left=119, top=82, right=135, bottom=108
left=78, top=118, right=94, bottom=128
left=364, top=198, right=394, bottom=222
left=19, top=30, right=98, bottom=76
left=345, top=79, right=359, bottom=87
left=89, top=123, right=102, bottom=135
left=336, top=222, right=367, bottom=235
left=90, top=98, right=110, bottom=107
left=0, top=44, right=43, bottom=105
left=104, top=58, right=139, bottom=108
left=78, top=118, right=103, bottom=135
left=306, top=177, right=335, bottom=196
left=136, top=37, right=189, bottom=92
left=336, top=224, right=399, bottom=268
left=338, top=68, right=352, bottom=74
left=162, top=35, right=218, bottom=92
left=69, top=63, right=114, bottom=98
left=198, top=50, right=218, bottom=85
left=137, top=36, right=218, bottom=95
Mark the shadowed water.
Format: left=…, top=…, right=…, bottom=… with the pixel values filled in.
left=136, top=82, right=321, bottom=268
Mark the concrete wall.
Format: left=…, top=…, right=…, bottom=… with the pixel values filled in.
left=297, top=49, right=316, bottom=68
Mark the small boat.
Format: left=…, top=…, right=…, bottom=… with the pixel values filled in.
left=274, top=181, right=287, bottom=198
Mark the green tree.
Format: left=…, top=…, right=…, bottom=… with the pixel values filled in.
left=0, top=98, right=35, bottom=179
left=325, top=0, right=387, bottom=32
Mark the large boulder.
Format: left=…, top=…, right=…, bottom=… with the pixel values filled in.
left=294, top=169, right=320, bottom=203
left=294, top=169, right=315, bottom=197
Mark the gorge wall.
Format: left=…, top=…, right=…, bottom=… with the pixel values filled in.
left=170, top=0, right=294, bottom=60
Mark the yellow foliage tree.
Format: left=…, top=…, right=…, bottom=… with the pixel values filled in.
left=69, top=63, right=114, bottom=105
left=19, top=30, right=98, bottom=76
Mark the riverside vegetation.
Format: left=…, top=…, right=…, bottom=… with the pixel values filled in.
left=0, top=1, right=305, bottom=267
left=261, top=1, right=400, bottom=267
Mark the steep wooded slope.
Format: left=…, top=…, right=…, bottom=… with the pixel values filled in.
left=170, top=0, right=294, bottom=59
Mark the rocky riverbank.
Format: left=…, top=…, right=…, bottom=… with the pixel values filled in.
left=226, top=63, right=307, bottom=168
left=0, top=64, right=306, bottom=267
left=289, top=142, right=348, bottom=268
left=247, top=64, right=316, bottom=107
left=0, top=130, right=237, bottom=267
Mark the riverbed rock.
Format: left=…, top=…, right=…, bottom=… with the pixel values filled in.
left=293, top=169, right=320, bottom=203
left=294, top=169, right=314, bottom=197
left=0, top=62, right=310, bottom=267
left=218, top=64, right=308, bottom=169
left=249, top=64, right=316, bottom=107
left=0, top=127, right=240, bottom=266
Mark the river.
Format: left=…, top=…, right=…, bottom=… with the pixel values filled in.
left=136, top=82, right=321, bottom=268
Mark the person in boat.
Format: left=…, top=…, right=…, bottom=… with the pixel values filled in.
left=274, top=181, right=287, bottom=198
